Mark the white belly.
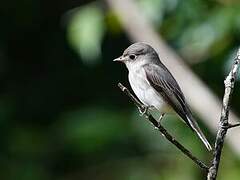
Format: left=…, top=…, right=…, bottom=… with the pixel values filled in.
left=128, top=67, right=166, bottom=112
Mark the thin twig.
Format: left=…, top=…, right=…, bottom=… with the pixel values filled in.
left=118, top=83, right=209, bottom=171
left=226, top=123, right=240, bottom=129
left=207, top=48, right=240, bottom=180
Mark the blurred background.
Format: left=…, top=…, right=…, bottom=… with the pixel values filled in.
left=1, top=0, right=240, bottom=179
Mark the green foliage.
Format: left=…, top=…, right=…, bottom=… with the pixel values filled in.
left=67, top=2, right=105, bottom=65
left=58, top=107, right=128, bottom=154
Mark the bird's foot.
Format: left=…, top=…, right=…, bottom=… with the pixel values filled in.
left=138, top=105, right=150, bottom=117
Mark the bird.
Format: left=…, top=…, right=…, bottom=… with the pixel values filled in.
left=114, top=42, right=212, bottom=151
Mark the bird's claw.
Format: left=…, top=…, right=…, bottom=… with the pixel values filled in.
left=138, top=106, right=149, bottom=117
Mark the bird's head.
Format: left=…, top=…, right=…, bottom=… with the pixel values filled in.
left=113, top=42, right=159, bottom=68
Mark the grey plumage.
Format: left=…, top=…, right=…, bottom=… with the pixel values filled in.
left=114, top=42, right=212, bottom=151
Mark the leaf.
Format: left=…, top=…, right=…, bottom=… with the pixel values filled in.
left=66, top=3, right=105, bottom=65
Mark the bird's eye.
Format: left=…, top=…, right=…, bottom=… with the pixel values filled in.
left=129, top=54, right=136, bottom=60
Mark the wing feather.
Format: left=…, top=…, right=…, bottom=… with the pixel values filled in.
left=143, top=64, right=193, bottom=129
left=143, top=63, right=212, bottom=151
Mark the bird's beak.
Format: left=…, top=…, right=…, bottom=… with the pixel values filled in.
left=113, top=56, right=126, bottom=62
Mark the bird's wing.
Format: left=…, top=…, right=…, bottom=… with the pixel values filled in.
left=143, top=63, right=212, bottom=151
left=143, top=63, right=193, bottom=130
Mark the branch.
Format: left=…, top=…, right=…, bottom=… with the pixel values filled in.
left=207, top=48, right=240, bottom=180
left=118, top=83, right=209, bottom=171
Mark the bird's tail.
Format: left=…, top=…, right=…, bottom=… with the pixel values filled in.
left=187, top=116, right=212, bottom=151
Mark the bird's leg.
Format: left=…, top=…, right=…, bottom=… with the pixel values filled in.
left=157, top=113, right=165, bottom=127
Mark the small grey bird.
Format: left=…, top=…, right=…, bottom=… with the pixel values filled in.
left=114, top=42, right=212, bottom=151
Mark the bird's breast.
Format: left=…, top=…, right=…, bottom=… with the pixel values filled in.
left=128, top=67, right=166, bottom=112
